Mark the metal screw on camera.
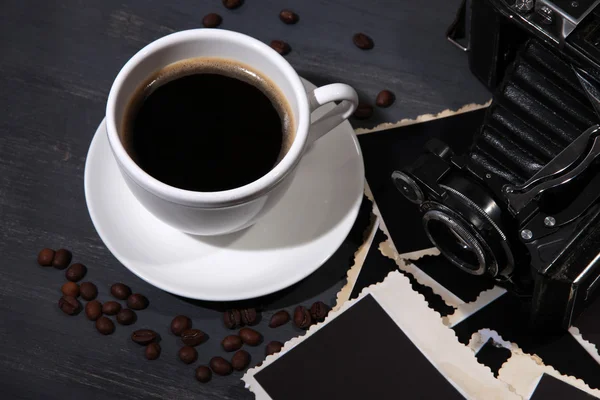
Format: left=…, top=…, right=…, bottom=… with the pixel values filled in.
left=514, top=0, right=534, bottom=13
left=544, top=216, right=556, bottom=227
left=521, top=229, right=533, bottom=240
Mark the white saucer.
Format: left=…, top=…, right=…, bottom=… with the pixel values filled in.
left=84, top=79, right=364, bottom=301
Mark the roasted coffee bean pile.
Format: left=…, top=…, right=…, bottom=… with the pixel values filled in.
left=39, top=248, right=150, bottom=336
left=38, top=247, right=334, bottom=385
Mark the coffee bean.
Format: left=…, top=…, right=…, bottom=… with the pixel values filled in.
left=310, top=301, right=330, bottom=322
left=210, top=356, right=233, bottom=376
left=85, top=300, right=102, bottom=321
left=61, top=281, right=80, bottom=297
left=221, top=335, right=243, bottom=352
left=353, top=33, right=374, bottom=50
left=222, top=0, right=242, bottom=10
left=270, top=40, right=291, bottom=55
left=58, top=295, right=81, bottom=315
left=203, top=13, right=222, bottom=28
left=127, top=293, right=149, bottom=310
left=37, top=248, right=55, bottom=266
left=269, top=310, right=290, bottom=328
left=353, top=103, right=373, bottom=120
left=116, top=308, right=137, bottom=325
left=223, top=309, right=242, bottom=329
left=65, top=263, right=87, bottom=282
left=110, top=283, right=131, bottom=300
left=181, top=329, right=206, bottom=347
left=132, top=329, right=158, bottom=345
left=279, top=9, right=299, bottom=24
left=96, top=316, right=115, bottom=335
left=376, top=90, right=395, bottom=108
left=145, top=342, right=161, bottom=360
left=231, top=350, right=251, bottom=371
left=79, top=282, right=98, bottom=301
left=52, top=249, right=72, bottom=270
left=171, top=315, right=192, bottom=336
left=240, top=308, right=258, bottom=326
left=293, top=306, right=312, bottom=329
left=102, top=301, right=121, bottom=316
left=179, top=346, right=198, bottom=364
left=195, top=366, right=212, bottom=383
left=265, top=341, right=284, bottom=356
left=239, top=327, right=262, bottom=346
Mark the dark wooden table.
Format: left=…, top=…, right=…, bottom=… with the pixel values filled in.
left=0, top=0, right=489, bottom=398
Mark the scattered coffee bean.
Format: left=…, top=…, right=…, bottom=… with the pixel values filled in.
left=132, top=329, right=158, bottom=345
left=222, top=0, right=243, bottom=10
left=376, top=90, right=395, bottom=108
left=52, top=249, right=72, bottom=270
left=269, top=310, right=290, bottom=328
left=79, top=282, right=98, bottom=301
left=203, top=13, right=222, bottom=28
left=179, top=346, right=198, bottom=364
left=353, top=103, right=373, bottom=120
left=37, top=248, right=55, bottom=266
left=221, top=335, right=243, bottom=352
left=110, top=283, right=131, bottom=300
left=65, top=263, right=87, bottom=282
left=293, top=306, right=312, bottom=329
left=127, top=293, right=149, bottom=310
left=58, top=295, right=81, bottom=315
left=240, top=308, right=258, bottom=326
left=223, top=309, right=242, bottom=329
left=116, top=308, right=137, bottom=325
left=270, top=40, right=291, bottom=55
left=96, top=316, right=115, bottom=335
left=210, top=356, right=233, bottom=376
left=353, top=33, right=374, bottom=50
left=239, top=327, right=262, bottom=346
left=195, top=366, right=212, bottom=383
left=85, top=300, right=102, bottom=321
left=145, top=342, right=161, bottom=360
left=61, top=281, right=80, bottom=297
left=181, top=329, right=206, bottom=347
left=102, top=301, right=122, bottom=316
left=171, top=315, right=192, bottom=336
left=265, top=341, right=284, bottom=356
left=231, top=349, right=251, bottom=371
left=310, top=301, right=330, bottom=322
left=279, top=9, right=299, bottom=24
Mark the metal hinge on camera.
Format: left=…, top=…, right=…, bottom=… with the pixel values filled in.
left=503, top=125, right=600, bottom=214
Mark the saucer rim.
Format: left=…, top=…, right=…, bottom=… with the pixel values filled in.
left=84, top=79, right=365, bottom=301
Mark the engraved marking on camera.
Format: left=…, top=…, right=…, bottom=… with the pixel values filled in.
left=514, top=0, right=534, bottom=13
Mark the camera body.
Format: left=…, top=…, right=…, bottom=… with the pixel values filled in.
left=395, top=0, right=600, bottom=331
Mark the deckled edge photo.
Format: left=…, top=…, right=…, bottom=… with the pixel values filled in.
left=355, top=100, right=491, bottom=135
left=333, top=185, right=380, bottom=310
left=498, top=346, right=600, bottom=398
left=569, top=327, right=600, bottom=365
left=242, top=270, right=519, bottom=400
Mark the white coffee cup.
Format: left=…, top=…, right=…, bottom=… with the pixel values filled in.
left=106, top=29, right=358, bottom=235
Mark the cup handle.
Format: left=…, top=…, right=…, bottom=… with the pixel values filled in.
left=307, top=83, right=358, bottom=144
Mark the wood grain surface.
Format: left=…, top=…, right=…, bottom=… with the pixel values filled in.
left=0, top=0, right=488, bottom=398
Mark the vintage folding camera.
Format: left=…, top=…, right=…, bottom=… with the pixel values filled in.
left=393, top=0, right=600, bottom=331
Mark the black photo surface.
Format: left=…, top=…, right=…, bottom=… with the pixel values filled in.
left=255, top=294, right=464, bottom=400
left=530, top=374, right=596, bottom=400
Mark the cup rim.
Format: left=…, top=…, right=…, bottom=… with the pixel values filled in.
left=106, top=29, right=309, bottom=208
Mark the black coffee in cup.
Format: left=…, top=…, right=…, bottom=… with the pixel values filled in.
left=122, top=57, right=295, bottom=192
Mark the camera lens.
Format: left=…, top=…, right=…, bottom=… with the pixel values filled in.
left=423, top=210, right=488, bottom=275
